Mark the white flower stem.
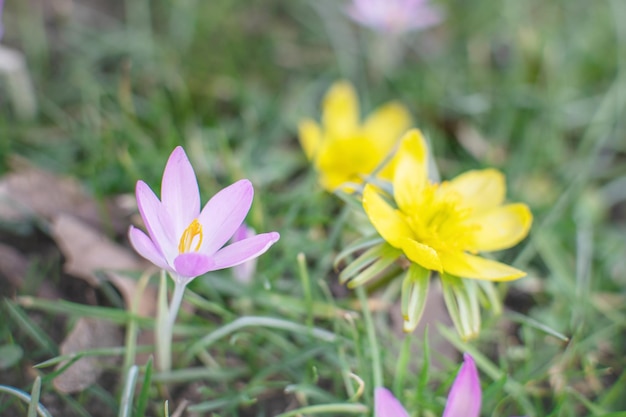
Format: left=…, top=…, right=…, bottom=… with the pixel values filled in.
left=156, top=272, right=187, bottom=372
left=167, top=280, right=186, bottom=329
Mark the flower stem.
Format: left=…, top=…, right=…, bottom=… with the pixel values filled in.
left=167, top=280, right=186, bottom=329
left=156, top=271, right=186, bottom=372
left=356, top=286, right=383, bottom=388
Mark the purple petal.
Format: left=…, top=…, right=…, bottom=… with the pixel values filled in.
left=442, top=353, right=482, bottom=417
left=161, top=146, right=201, bottom=237
left=128, top=226, right=172, bottom=272
left=136, top=181, right=177, bottom=263
left=231, top=224, right=257, bottom=283
left=197, top=179, right=254, bottom=255
left=210, top=232, right=280, bottom=270
left=233, top=257, right=257, bottom=283
left=374, top=387, right=409, bottom=417
left=173, top=252, right=214, bottom=280
left=232, top=224, right=254, bottom=243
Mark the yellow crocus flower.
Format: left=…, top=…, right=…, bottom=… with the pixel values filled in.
left=363, top=129, right=533, bottom=282
left=298, top=81, right=412, bottom=191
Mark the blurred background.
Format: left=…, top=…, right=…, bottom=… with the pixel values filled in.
left=1, top=0, right=626, bottom=416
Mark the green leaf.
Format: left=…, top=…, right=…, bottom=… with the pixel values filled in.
left=27, top=377, right=42, bottom=417
left=0, top=383, right=53, bottom=417
left=440, top=274, right=483, bottom=340
left=0, top=344, right=23, bottom=370
left=134, top=357, right=153, bottom=417
left=400, top=264, right=431, bottom=332
left=338, top=244, right=385, bottom=284
left=334, top=235, right=384, bottom=270
left=347, top=253, right=399, bottom=288
left=118, top=365, right=138, bottom=417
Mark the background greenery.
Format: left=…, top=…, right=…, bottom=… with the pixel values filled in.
left=1, top=0, right=626, bottom=416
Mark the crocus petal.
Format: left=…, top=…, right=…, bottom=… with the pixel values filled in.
left=231, top=225, right=258, bottom=283
left=442, top=353, right=482, bottom=417
left=128, top=226, right=171, bottom=271
left=210, top=232, right=280, bottom=270
left=447, top=169, right=505, bottom=213
left=197, top=179, right=254, bottom=255
left=362, top=101, right=412, bottom=153
left=322, top=81, right=359, bottom=139
left=363, top=184, right=413, bottom=248
left=161, top=146, right=201, bottom=236
left=298, top=119, right=323, bottom=161
left=173, top=252, right=214, bottom=280
left=233, top=224, right=254, bottom=243
left=442, top=252, right=526, bottom=281
left=374, top=387, right=410, bottom=417
left=136, top=181, right=177, bottom=262
left=400, top=237, right=442, bottom=272
left=470, top=203, right=533, bottom=252
left=393, top=129, right=429, bottom=212
left=233, top=257, right=257, bottom=283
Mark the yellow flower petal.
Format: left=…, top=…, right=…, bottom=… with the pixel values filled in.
left=393, top=129, right=429, bottom=212
left=448, top=169, right=505, bottom=212
left=316, top=137, right=381, bottom=191
left=363, top=184, right=413, bottom=248
left=441, top=251, right=526, bottom=281
left=322, top=81, right=359, bottom=139
left=471, top=203, right=533, bottom=252
left=298, top=119, right=323, bottom=161
left=362, top=101, right=412, bottom=153
left=401, top=238, right=442, bottom=272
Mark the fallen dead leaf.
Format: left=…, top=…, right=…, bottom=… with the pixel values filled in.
left=50, top=214, right=156, bottom=317
left=53, top=317, right=123, bottom=393
left=0, top=158, right=127, bottom=233
left=0, top=242, right=61, bottom=299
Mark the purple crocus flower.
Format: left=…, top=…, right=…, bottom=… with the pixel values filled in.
left=128, top=146, right=280, bottom=285
left=375, top=354, right=481, bottom=417
left=442, top=353, right=482, bottom=417
left=346, top=0, right=443, bottom=35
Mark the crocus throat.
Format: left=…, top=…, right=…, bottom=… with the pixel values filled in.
left=178, top=219, right=203, bottom=253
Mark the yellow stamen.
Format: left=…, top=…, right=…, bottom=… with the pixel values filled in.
left=178, top=219, right=203, bottom=253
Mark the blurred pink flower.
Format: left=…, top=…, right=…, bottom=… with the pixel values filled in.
left=375, top=354, right=481, bottom=417
left=231, top=224, right=258, bottom=283
left=442, top=353, right=482, bottom=417
left=347, top=0, right=443, bottom=35
left=129, top=146, right=280, bottom=285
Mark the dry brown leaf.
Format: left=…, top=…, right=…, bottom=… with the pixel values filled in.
left=53, top=317, right=123, bottom=393
left=0, top=161, right=98, bottom=224
left=0, top=242, right=61, bottom=299
left=0, top=158, right=127, bottom=232
left=50, top=214, right=156, bottom=317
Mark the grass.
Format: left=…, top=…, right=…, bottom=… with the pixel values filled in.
left=1, top=0, right=626, bottom=416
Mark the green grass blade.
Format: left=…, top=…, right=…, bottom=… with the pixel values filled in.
left=118, top=365, right=139, bottom=417
left=27, top=377, right=42, bottom=417
left=134, top=357, right=153, bottom=417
